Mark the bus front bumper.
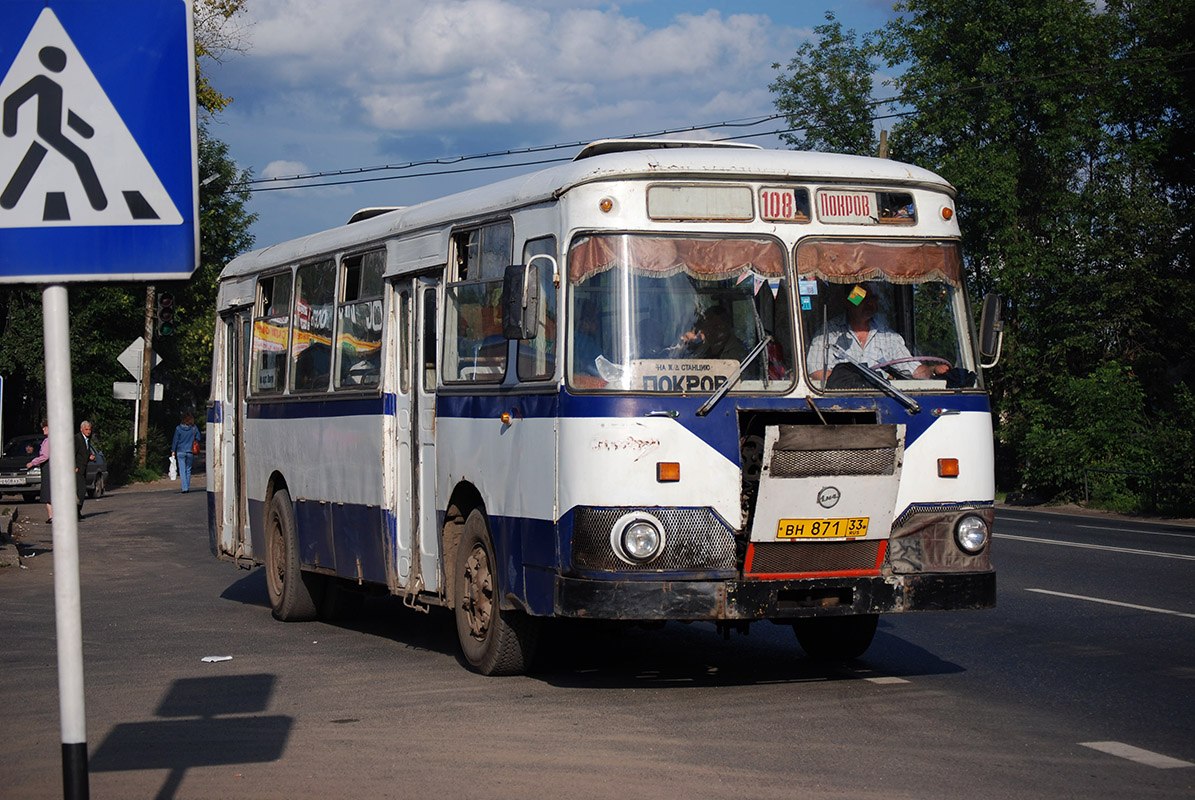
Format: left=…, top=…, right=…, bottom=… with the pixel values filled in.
left=554, top=571, right=995, bottom=621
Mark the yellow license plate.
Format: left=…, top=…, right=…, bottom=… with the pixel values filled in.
left=776, top=517, right=869, bottom=539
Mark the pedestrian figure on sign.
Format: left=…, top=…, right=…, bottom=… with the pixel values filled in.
left=1, top=46, right=107, bottom=212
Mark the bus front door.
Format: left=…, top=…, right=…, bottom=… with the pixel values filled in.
left=393, top=277, right=440, bottom=599
left=215, top=311, right=250, bottom=561
left=414, top=277, right=440, bottom=594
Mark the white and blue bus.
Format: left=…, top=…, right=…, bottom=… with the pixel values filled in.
left=208, top=140, right=1002, bottom=674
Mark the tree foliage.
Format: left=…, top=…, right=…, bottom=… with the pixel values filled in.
left=771, top=0, right=1195, bottom=512
left=152, top=124, right=257, bottom=417
left=194, top=0, right=250, bottom=115
left=770, top=12, right=880, bottom=156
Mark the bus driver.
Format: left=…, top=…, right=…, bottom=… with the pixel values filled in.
left=806, top=282, right=950, bottom=381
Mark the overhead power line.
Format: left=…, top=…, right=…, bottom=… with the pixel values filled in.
left=231, top=112, right=791, bottom=192
left=229, top=49, right=1194, bottom=195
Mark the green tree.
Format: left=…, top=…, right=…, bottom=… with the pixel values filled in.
left=770, top=0, right=1195, bottom=512
left=194, top=0, right=250, bottom=115
left=882, top=0, right=1194, bottom=509
left=153, top=125, right=256, bottom=415
left=770, top=12, right=881, bottom=156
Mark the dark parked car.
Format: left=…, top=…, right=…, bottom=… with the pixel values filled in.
left=0, top=434, right=107, bottom=502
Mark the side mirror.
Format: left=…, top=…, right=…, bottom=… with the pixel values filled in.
left=979, top=292, right=1004, bottom=368
left=502, top=262, right=540, bottom=340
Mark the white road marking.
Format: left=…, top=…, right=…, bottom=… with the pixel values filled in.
left=864, top=676, right=909, bottom=685
left=994, top=533, right=1195, bottom=561
left=999, top=516, right=1195, bottom=540
left=1076, top=524, right=1195, bottom=539
left=1025, top=588, right=1195, bottom=620
left=1080, top=741, right=1193, bottom=769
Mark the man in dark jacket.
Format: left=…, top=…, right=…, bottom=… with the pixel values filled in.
left=75, top=419, right=95, bottom=516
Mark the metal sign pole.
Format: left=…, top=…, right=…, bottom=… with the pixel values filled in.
left=42, top=284, right=89, bottom=799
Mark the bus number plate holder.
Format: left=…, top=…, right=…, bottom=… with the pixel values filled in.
left=776, top=518, right=869, bottom=539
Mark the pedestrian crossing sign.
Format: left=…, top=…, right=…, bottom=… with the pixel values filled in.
left=0, top=1, right=197, bottom=282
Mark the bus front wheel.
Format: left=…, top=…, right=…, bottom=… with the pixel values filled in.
left=454, top=508, right=538, bottom=675
left=793, top=614, right=878, bottom=661
left=265, top=489, right=322, bottom=621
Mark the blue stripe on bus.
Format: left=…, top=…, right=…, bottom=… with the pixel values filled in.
left=245, top=491, right=558, bottom=612
left=226, top=390, right=989, bottom=498
left=245, top=394, right=388, bottom=420
left=438, top=390, right=991, bottom=465
left=248, top=495, right=391, bottom=586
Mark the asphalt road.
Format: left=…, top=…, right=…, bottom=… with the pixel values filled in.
left=1, top=484, right=1192, bottom=799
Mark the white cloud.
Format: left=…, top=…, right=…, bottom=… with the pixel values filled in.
left=225, top=1, right=798, bottom=137
left=206, top=1, right=881, bottom=246
left=261, top=160, right=310, bottom=179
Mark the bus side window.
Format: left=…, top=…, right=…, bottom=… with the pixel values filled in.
left=251, top=271, right=293, bottom=394
left=291, top=259, right=335, bottom=392
left=335, top=249, right=385, bottom=389
left=444, top=221, right=512, bottom=383
left=422, top=287, right=437, bottom=391
left=398, top=289, right=410, bottom=395
left=517, top=236, right=557, bottom=381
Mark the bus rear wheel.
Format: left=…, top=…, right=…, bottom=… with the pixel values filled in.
left=793, top=614, right=878, bottom=661
left=265, top=489, right=322, bottom=621
left=454, top=509, right=538, bottom=675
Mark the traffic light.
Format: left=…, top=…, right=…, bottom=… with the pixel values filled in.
left=157, top=292, right=176, bottom=335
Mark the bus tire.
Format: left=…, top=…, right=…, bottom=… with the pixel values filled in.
left=793, top=614, right=878, bottom=661
left=454, top=508, right=539, bottom=675
left=265, top=489, right=322, bottom=621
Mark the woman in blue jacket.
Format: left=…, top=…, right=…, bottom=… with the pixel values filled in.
left=171, top=412, right=201, bottom=493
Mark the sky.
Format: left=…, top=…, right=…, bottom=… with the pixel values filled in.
left=205, top=1, right=903, bottom=249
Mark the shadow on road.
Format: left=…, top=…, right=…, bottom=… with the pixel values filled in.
left=528, top=615, right=965, bottom=689
left=218, top=567, right=269, bottom=607
left=217, top=566, right=965, bottom=688
left=90, top=673, right=292, bottom=800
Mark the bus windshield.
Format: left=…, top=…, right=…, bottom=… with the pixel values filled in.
left=796, top=239, right=979, bottom=390
left=567, top=234, right=796, bottom=393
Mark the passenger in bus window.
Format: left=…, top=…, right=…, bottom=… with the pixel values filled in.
left=806, top=282, right=949, bottom=381
left=675, top=304, right=746, bottom=360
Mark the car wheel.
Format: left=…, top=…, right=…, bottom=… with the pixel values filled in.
left=88, top=473, right=105, bottom=499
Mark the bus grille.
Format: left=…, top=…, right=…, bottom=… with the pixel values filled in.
left=747, top=541, right=884, bottom=576
left=770, top=447, right=895, bottom=478
left=571, top=508, right=736, bottom=572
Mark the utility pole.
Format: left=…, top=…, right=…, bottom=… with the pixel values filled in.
left=138, top=285, right=154, bottom=467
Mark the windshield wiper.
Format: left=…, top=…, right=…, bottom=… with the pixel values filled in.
left=830, top=345, right=921, bottom=414
left=695, top=335, right=771, bottom=417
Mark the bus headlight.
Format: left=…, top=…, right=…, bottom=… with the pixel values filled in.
left=611, top=512, right=665, bottom=564
left=954, top=514, right=989, bottom=554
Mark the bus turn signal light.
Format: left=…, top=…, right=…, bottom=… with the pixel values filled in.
left=657, top=462, right=680, bottom=482
left=938, top=458, right=959, bottom=477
